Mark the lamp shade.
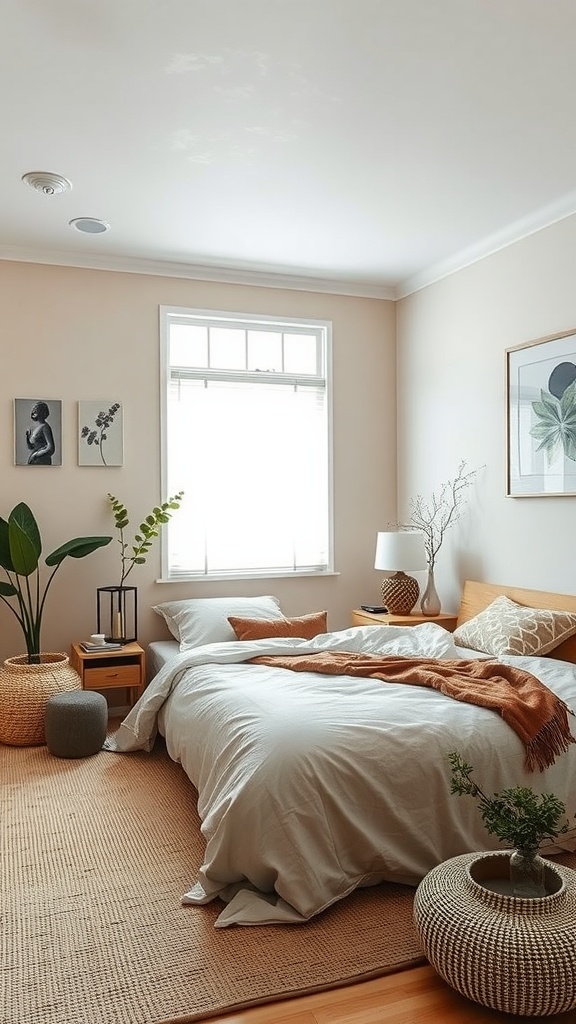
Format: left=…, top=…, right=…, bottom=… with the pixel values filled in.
left=374, top=531, right=426, bottom=572
left=374, top=531, right=426, bottom=615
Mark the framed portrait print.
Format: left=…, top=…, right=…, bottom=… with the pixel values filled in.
left=78, top=401, right=123, bottom=467
left=14, top=398, right=62, bottom=467
left=506, top=328, right=576, bottom=496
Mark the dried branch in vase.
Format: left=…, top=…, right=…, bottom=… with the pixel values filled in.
left=398, top=461, right=480, bottom=570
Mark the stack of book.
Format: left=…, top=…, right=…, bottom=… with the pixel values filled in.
left=80, top=640, right=124, bottom=653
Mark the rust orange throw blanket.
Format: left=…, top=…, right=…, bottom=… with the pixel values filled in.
left=250, top=651, right=575, bottom=771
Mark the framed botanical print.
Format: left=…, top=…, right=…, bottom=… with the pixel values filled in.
left=78, top=401, right=123, bottom=467
left=14, top=398, right=62, bottom=467
left=506, top=328, right=576, bottom=496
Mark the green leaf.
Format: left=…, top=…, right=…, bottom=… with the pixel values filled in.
left=8, top=503, right=42, bottom=572
left=538, top=389, right=561, bottom=415
left=532, top=402, right=559, bottom=423
left=0, top=581, right=17, bottom=597
left=9, top=520, right=40, bottom=576
left=45, top=536, right=112, bottom=566
left=560, top=380, right=576, bottom=416
left=564, top=433, right=576, bottom=462
left=0, top=517, right=14, bottom=572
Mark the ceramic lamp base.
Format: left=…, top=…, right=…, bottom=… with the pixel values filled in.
left=381, top=571, right=420, bottom=615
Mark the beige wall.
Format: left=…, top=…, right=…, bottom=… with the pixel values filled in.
left=396, top=214, right=576, bottom=614
left=0, top=260, right=396, bottom=662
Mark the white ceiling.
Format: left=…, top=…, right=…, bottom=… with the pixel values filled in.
left=3, top=0, right=576, bottom=299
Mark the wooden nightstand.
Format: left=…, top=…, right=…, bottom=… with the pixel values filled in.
left=351, top=609, right=459, bottom=631
left=70, top=641, right=145, bottom=708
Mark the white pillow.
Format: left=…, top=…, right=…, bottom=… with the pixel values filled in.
left=152, top=595, right=284, bottom=651
left=453, top=595, right=576, bottom=658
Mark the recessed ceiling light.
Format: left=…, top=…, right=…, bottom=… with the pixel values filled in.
left=22, top=171, right=72, bottom=195
left=69, top=217, right=110, bottom=234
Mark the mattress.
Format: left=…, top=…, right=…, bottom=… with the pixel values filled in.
left=147, top=639, right=180, bottom=676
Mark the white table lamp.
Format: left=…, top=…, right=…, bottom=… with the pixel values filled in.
left=374, top=531, right=426, bottom=615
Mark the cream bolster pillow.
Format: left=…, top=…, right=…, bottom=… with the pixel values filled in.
left=228, top=611, right=328, bottom=641
left=452, top=594, right=576, bottom=658
left=152, top=595, right=284, bottom=650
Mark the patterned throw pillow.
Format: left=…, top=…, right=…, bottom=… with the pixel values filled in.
left=228, top=611, right=328, bottom=641
left=453, top=595, right=576, bottom=657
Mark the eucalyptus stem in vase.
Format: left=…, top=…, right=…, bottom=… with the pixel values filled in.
left=102, top=491, right=184, bottom=641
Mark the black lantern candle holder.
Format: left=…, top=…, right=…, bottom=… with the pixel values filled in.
left=97, top=586, right=137, bottom=644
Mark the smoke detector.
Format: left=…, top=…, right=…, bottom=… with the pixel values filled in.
left=21, top=171, right=72, bottom=196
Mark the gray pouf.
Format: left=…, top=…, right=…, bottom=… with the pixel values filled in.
left=45, top=690, right=108, bottom=758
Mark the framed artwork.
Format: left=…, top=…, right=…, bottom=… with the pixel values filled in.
left=14, top=398, right=62, bottom=467
left=78, top=401, right=123, bottom=467
left=506, top=328, right=576, bottom=496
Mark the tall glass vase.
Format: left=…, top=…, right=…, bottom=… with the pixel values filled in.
left=509, top=847, right=547, bottom=898
left=421, top=567, right=441, bottom=616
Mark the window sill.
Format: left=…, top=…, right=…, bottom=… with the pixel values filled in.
left=156, top=570, right=340, bottom=583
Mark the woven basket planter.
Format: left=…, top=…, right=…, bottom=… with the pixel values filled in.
left=414, top=851, right=576, bottom=1016
left=0, top=653, right=82, bottom=747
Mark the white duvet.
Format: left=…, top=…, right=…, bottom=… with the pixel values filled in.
left=106, top=623, right=576, bottom=926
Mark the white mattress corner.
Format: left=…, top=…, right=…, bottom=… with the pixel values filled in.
left=147, top=639, right=180, bottom=676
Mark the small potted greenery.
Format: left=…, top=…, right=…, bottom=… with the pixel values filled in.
left=100, top=491, right=184, bottom=641
left=0, top=502, right=112, bottom=745
left=448, top=751, right=571, bottom=897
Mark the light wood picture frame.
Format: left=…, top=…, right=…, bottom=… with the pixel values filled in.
left=78, top=400, right=123, bottom=467
left=506, top=328, right=576, bottom=496
left=14, top=398, right=62, bottom=467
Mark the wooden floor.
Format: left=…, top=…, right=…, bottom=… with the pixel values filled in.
left=212, top=964, right=576, bottom=1024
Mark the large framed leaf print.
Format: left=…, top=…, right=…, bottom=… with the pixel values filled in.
left=507, top=328, right=576, bottom=496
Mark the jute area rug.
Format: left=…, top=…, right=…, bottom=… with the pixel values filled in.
left=1, top=736, right=426, bottom=1024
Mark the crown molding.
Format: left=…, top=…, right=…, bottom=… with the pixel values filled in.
left=7, top=186, right=576, bottom=304
left=396, top=190, right=576, bottom=298
left=0, top=245, right=396, bottom=300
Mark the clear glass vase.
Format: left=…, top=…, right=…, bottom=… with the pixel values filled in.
left=509, top=847, right=547, bottom=898
left=420, top=567, right=441, bottom=616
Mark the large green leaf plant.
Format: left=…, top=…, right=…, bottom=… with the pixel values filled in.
left=0, top=503, right=111, bottom=663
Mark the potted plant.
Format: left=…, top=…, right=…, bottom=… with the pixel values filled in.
left=0, top=502, right=112, bottom=745
left=99, top=491, right=184, bottom=642
left=448, top=750, right=572, bottom=897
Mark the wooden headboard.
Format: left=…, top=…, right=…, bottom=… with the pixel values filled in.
left=457, top=580, right=576, bottom=663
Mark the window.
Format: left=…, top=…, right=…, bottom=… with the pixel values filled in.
left=160, top=306, right=333, bottom=580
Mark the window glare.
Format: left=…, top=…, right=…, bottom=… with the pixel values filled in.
left=170, top=324, right=207, bottom=367
left=247, top=331, right=282, bottom=372
left=284, top=333, right=318, bottom=374
left=210, top=327, right=245, bottom=369
left=162, top=307, right=332, bottom=580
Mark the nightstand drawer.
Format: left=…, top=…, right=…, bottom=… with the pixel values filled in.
left=83, top=663, right=141, bottom=689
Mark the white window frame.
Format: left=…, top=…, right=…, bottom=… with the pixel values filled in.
left=159, top=305, right=334, bottom=582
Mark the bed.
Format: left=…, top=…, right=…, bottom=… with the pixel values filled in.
left=107, top=582, right=576, bottom=926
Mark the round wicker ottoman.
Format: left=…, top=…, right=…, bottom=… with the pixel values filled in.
left=413, top=851, right=576, bottom=1017
left=45, top=690, right=108, bottom=758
